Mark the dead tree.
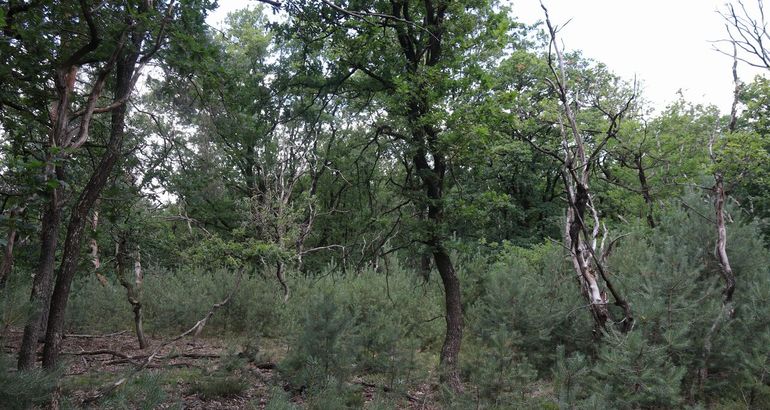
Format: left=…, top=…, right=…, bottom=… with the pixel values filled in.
left=717, top=0, right=770, bottom=70
left=88, top=202, right=109, bottom=287
left=541, top=3, right=634, bottom=334
left=699, top=42, right=741, bottom=388
left=116, top=238, right=148, bottom=350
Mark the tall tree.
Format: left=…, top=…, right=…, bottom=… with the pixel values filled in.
left=4, top=0, right=148, bottom=370
left=279, top=0, right=514, bottom=391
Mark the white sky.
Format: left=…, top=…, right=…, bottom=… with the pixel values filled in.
left=208, top=0, right=767, bottom=114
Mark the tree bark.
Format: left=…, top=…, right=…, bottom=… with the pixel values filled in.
left=433, top=242, right=463, bottom=392
left=635, top=155, right=656, bottom=228
left=699, top=42, right=740, bottom=389
left=18, top=187, right=61, bottom=370
left=412, top=124, right=463, bottom=392
left=0, top=206, right=23, bottom=289
left=542, top=3, right=633, bottom=334
left=276, top=260, right=289, bottom=303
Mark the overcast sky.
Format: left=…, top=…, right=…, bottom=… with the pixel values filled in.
left=208, top=0, right=767, bottom=113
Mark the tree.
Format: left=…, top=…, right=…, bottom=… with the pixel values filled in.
left=277, top=0, right=515, bottom=390
left=0, top=0, right=213, bottom=370
left=540, top=4, right=634, bottom=334
left=3, top=0, right=154, bottom=370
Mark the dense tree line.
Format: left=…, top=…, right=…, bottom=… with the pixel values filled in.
left=1, top=0, right=770, bottom=407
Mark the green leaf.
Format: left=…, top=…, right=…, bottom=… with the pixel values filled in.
left=45, top=179, right=60, bottom=190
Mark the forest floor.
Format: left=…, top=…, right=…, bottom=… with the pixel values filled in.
left=2, top=327, right=439, bottom=409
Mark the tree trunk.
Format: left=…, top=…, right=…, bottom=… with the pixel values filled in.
left=699, top=43, right=739, bottom=389
left=42, top=57, right=134, bottom=369
left=133, top=247, right=147, bottom=349
left=412, top=133, right=463, bottom=392
left=0, top=208, right=20, bottom=289
left=433, top=243, right=463, bottom=392
left=565, top=186, right=611, bottom=332
left=542, top=5, right=633, bottom=334
left=276, top=260, right=289, bottom=303
left=117, top=238, right=148, bottom=349
left=18, top=189, right=60, bottom=370
left=89, top=206, right=108, bottom=286
left=635, top=155, right=656, bottom=228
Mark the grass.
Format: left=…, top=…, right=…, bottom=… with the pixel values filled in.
left=188, top=374, right=249, bottom=399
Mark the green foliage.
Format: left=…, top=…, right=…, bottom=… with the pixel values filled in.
left=463, top=242, right=592, bottom=375
left=99, top=372, right=167, bottom=410
left=264, top=386, right=300, bottom=410
left=0, top=354, right=59, bottom=409
left=280, top=288, right=353, bottom=390
left=189, top=375, right=248, bottom=400
left=278, top=265, right=435, bottom=391
left=552, top=345, right=594, bottom=408
left=592, top=331, right=686, bottom=408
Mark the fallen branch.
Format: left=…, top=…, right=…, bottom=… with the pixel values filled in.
left=65, top=330, right=128, bottom=339
left=61, top=349, right=132, bottom=360
left=102, top=352, right=217, bottom=366
left=82, top=268, right=244, bottom=404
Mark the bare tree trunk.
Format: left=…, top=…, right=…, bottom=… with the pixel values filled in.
left=276, top=260, right=289, bottom=303
left=433, top=243, right=463, bottom=392
left=18, top=187, right=61, bottom=370
left=564, top=193, right=611, bottom=331
left=117, top=239, right=148, bottom=349
left=542, top=3, right=633, bottom=334
left=0, top=207, right=23, bottom=289
left=700, top=43, right=740, bottom=387
left=89, top=205, right=108, bottom=286
left=132, top=247, right=147, bottom=348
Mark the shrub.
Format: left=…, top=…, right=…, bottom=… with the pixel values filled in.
left=0, top=354, right=59, bottom=409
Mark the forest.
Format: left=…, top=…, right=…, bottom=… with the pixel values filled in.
left=1, top=0, right=770, bottom=408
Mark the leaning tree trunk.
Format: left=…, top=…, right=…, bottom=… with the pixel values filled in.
left=700, top=44, right=739, bottom=387
left=42, top=56, right=136, bottom=369
left=17, top=184, right=61, bottom=370
left=564, top=186, right=611, bottom=332
left=542, top=3, right=634, bottom=334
